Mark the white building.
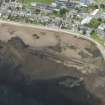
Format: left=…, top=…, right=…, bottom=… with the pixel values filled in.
left=81, top=16, right=92, bottom=25
left=81, top=9, right=99, bottom=25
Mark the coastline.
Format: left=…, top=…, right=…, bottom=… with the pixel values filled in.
left=0, top=19, right=105, bottom=60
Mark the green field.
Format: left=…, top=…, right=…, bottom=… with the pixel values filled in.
left=91, top=31, right=105, bottom=47
left=21, top=0, right=54, bottom=4
left=95, top=0, right=105, bottom=3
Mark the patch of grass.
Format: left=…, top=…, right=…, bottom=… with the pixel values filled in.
left=91, top=31, right=105, bottom=47
left=87, top=18, right=102, bottom=29
left=20, top=0, right=54, bottom=4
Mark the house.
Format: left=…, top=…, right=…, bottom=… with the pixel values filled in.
left=81, top=9, right=99, bottom=25
left=81, top=16, right=92, bottom=25
left=80, top=0, right=93, bottom=5
left=51, top=2, right=57, bottom=8
left=31, top=2, right=37, bottom=7
left=96, top=12, right=105, bottom=19
left=97, top=23, right=105, bottom=38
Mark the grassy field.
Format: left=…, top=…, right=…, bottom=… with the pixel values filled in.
left=95, top=0, right=105, bottom=3
left=20, top=0, right=54, bottom=4
left=91, top=32, right=105, bottom=47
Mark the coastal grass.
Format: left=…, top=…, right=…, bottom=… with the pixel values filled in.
left=91, top=32, right=105, bottom=47
left=21, top=0, right=54, bottom=4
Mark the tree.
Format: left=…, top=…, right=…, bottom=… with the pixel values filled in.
left=59, top=8, right=68, bottom=17
left=87, top=18, right=101, bottom=28
left=35, top=9, right=41, bottom=14
left=100, top=4, right=105, bottom=9
left=90, top=30, right=96, bottom=36
left=82, top=30, right=86, bottom=35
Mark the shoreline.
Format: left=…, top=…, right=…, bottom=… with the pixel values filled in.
left=0, top=19, right=105, bottom=60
